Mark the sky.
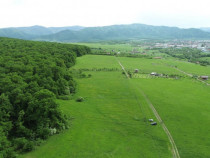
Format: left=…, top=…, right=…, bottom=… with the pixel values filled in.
left=0, top=0, right=210, bottom=28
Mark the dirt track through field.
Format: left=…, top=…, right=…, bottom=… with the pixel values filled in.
left=118, top=60, right=130, bottom=79
left=117, top=58, right=180, bottom=158
left=174, top=67, right=209, bottom=86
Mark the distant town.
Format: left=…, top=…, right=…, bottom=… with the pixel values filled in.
left=148, top=40, right=210, bottom=52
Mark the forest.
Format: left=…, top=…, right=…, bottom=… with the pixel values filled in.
left=0, top=37, right=90, bottom=157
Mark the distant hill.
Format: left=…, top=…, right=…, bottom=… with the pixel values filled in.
left=1, top=24, right=210, bottom=41
left=16, top=25, right=85, bottom=36
left=36, top=24, right=210, bottom=42
left=0, top=28, right=35, bottom=39
left=200, top=27, right=210, bottom=33
left=16, top=25, right=54, bottom=36
left=0, top=25, right=85, bottom=39
left=47, top=26, right=85, bottom=33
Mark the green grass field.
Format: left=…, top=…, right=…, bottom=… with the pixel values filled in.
left=169, top=60, right=210, bottom=76
left=74, top=55, right=121, bottom=69
left=78, top=43, right=170, bottom=57
left=78, top=43, right=135, bottom=53
left=19, top=55, right=210, bottom=158
left=117, top=57, right=183, bottom=75
left=19, top=55, right=171, bottom=158
left=131, top=78, right=210, bottom=158
left=118, top=56, right=210, bottom=157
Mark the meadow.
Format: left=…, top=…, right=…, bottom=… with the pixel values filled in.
left=118, top=56, right=210, bottom=157
left=130, top=78, right=210, bottom=158
left=19, top=55, right=171, bottom=158
left=78, top=43, right=135, bottom=53
left=78, top=43, right=169, bottom=57
left=117, top=57, right=183, bottom=75
left=167, top=60, right=210, bottom=76
left=19, top=54, right=210, bottom=158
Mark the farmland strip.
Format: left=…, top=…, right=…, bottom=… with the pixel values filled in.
left=117, top=58, right=180, bottom=158
left=175, top=67, right=210, bottom=86
left=117, top=60, right=130, bottom=79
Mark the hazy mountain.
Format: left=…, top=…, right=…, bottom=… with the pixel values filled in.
left=16, top=25, right=53, bottom=36
left=200, top=27, right=210, bottom=33
left=1, top=24, right=210, bottom=41
left=36, top=24, right=210, bottom=42
left=48, top=26, right=85, bottom=33
left=0, top=28, right=35, bottom=39
left=0, top=25, right=85, bottom=39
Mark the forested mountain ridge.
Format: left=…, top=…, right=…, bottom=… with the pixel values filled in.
left=17, top=25, right=85, bottom=35
left=0, top=37, right=90, bottom=157
left=0, top=25, right=85, bottom=40
left=37, top=24, right=210, bottom=42
left=200, top=27, right=210, bottom=33
left=1, top=24, right=210, bottom=42
left=0, top=28, right=35, bottom=39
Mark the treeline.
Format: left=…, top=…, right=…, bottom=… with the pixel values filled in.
left=160, top=48, right=210, bottom=66
left=117, top=53, right=152, bottom=59
left=90, top=48, right=152, bottom=59
left=77, top=68, right=120, bottom=71
left=0, top=37, right=90, bottom=157
left=160, top=48, right=202, bottom=59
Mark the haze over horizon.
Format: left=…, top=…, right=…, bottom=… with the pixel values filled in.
left=1, top=0, right=210, bottom=29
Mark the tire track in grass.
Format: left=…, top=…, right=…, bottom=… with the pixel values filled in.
left=117, top=58, right=180, bottom=158
left=132, top=92, right=161, bottom=158
left=139, top=91, right=180, bottom=158
left=116, top=57, right=161, bottom=157
left=118, top=60, right=130, bottom=79
left=174, top=67, right=209, bottom=86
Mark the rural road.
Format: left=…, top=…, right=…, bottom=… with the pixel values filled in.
left=117, top=58, right=181, bottom=158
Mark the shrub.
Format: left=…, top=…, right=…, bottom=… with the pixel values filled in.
left=36, top=128, right=50, bottom=140
left=13, top=137, right=34, bottom=152
left=76, top=97, right=84, bottom=102
left=13, top=138, right=27, bottom=151
left=49, top=128, right=57, bottom=135
left=81, top=73, right=86, bottom=78
left=22, top=141, right=34, bottom=152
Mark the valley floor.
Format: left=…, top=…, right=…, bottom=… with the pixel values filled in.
left=19, top=55, right=210, bottom=158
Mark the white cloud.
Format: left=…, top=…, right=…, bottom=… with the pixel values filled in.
left=0, top=0, right=210, bottom=28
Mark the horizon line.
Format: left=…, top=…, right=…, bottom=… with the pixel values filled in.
left=0, top=23, right=209, bottom=29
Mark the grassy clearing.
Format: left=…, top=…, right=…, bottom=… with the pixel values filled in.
left=78, top=43, right=135, bottom=53
left=78, top=43, right=170, bottom=58
left=117, top=54, right=210, bottom=157
left=19, top=55, right=171, bottom=158
left=130, top=78, right=210, bottom=158
left=118, top=56, right=210, bottom=78
left=118, top=57, right=183, bottom=75
left=166, top=60, right=210, bottom=76
left=74, top=55, right=121, bottom=69
left=19, top=54, right=210, bottom=158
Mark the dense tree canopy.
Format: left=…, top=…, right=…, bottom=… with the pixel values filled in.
left=0, top=37, right=90, bottom=157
